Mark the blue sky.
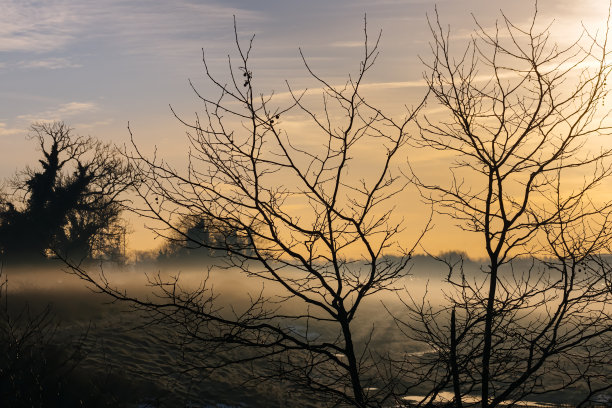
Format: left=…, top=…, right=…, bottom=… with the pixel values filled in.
left=1, top=0, right=609, bottom=252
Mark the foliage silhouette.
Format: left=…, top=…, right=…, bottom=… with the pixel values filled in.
left=0, top=122, right=133, bottom=263
left=155, top=214, right=253, bottom=264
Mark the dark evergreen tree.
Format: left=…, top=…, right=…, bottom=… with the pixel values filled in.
left=0, top=122, right=132, bottom=263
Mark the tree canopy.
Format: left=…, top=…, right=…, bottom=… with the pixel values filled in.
left=0, top=122, right=133, bottom=263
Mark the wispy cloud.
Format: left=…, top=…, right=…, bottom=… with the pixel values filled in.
left=0, top=0, right=84, bottom=52
left=73, top=119, right=114, bottom=130
left=0, top=122, right=24, bottom=137
left=18, top=57, right=82, bottom=70
left=17, top=102, right=98, bottom=123
left=92, top=0, right=265, bottom=58
left=0, top=0, right=263, bottom=55
left=330, top=41, right=365, bottom=48
left=265, top=79, right=427, bottom=102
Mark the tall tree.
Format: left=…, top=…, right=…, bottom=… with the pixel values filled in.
left=68, top=20, right=429, bottom=407
left=401, top=5, right=612, bottom=407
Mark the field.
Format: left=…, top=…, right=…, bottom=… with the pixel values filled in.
left=2, top=259, right=611, bottom=407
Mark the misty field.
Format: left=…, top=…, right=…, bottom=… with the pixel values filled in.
left=3, top=258, right=610, bottom=407
left=3, top=263, right=320, bottom=408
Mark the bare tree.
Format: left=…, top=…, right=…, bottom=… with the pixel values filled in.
left=67, top=20, right=428, bottom=407
left=400, top=5, right=612, bottom=407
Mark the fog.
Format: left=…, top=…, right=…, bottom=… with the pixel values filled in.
left=2, top=255, right=609, bottom=407
left=3, top=255, right=462, bottom=325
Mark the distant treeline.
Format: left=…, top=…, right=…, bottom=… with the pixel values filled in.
left=134, top=214, right=253, bottom=265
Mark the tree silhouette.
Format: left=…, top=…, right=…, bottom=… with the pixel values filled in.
left=67, top=20, right=429, bottom=407
left=0, top=122, right=132, bottom=263
left=399, top=5, right=612, bottom=407
left=156, top=214, right=253, bottom=263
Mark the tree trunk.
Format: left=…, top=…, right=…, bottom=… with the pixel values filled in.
left=450, top=307, right=463, bottom=408
left=340, top=317, right=366, bottom=407
left=481, top=263, right=498, bottom=408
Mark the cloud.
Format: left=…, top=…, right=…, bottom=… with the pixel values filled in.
left=0, top=122, right=24, bottom=137
left=0, top=0, right=84, bottom=52
left=92, top=0, right=265, bottom=58
left=73, top=119, right=114, bottom=130
left=17, top=102, right=98, bottom=123
left=18, top=57, right=82, bottom=70
left=264, top=79, right=427, bottom=102
left=330, top=41, right=365, bottom=48
left=360, top=80, right=427, bottom=90
left=0, top=0, right=263, bottom=55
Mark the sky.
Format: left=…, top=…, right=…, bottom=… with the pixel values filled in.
left=1, top=0, right=611, bottom=255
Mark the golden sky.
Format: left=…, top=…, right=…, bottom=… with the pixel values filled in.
left=1, top=0, right=610, bottom=256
